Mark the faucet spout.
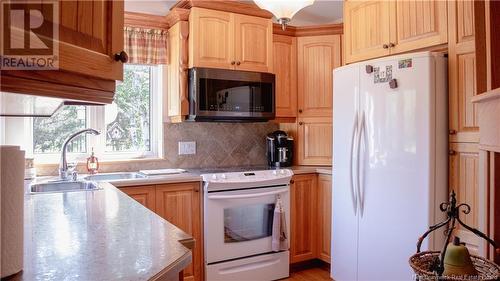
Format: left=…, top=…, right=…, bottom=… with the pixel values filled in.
left=59, top=128, right=100, bottom=180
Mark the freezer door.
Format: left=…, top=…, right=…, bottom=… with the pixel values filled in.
left=356, top=55, right=437, bottom=280
left=331, top=64, right=360, bottom=281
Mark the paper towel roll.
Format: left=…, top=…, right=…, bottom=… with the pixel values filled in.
left=1, top=145, right=25, bottom=278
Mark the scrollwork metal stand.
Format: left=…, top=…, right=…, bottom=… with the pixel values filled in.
left=416, top=190, right=498, bottom=276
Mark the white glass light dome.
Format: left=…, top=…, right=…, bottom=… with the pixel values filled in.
left=254, top=0, right=315, bottom=30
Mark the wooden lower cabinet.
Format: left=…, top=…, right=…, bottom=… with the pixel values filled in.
left=120, top=185, right=156, bottom=212
left=290, top=174, right=317, bottom=263
left=317, top=174, right=332, bottom=263
left=449, top=142, right=480, bottom=255
left=156, top=182, right=202, bottom=281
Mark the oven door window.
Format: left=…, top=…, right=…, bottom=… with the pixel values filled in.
left=224, top=203, right=275, bottom=243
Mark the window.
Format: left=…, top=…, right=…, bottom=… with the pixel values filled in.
left=30, top=64, right=162, bottom=163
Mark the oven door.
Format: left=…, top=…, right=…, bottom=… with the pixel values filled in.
left=204, top=184, right=290, bottom=264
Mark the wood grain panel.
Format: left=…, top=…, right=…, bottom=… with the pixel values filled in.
left=189, top=7, right=233, bottom=69
left=390, top=0, right=447, bottom=54
left=156, top=182, right=202, bottom=281
left=297, top=35, right=341, bottom=117
left=344, top=0, right=391, bottom=63
left=273, top=35, right=297, bottom=118
left=297, top=117, right=333, bottom=166
left=234, top=14, right=272, bottom=72
left=456, top=0, right=475, bottom=44
left=167, top=21, right=189, bottom=122
left=449, top=142, right=480, bottom=255
left=120, top=185, right=156, bottom=212
left=291, top=174, right=318, bottom=263
left=317, top=174, right=332, bottom=263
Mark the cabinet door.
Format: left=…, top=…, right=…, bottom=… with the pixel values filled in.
left=273, top=35, right=297, bottom=118
left=449, top=143, right=480, bottom=255
left=297, top=35, right=341, bottom=118
left=120, top=185, right=156, bottom=212
left=343, top=0, right=391, bottom=63
left=390, top=0, right=448, bottom=54
left=317, top=174, right=332, bottom=263
left=290, top=174, right=317, bottom=263
left=156, top=182, right=202, bottom=281
left=233, top=13, right=273, bottom=72
left=58, top=0, right=124, bottom=81
left=297, top=117, right=333, bottom=166
left=189, top=7, right=234, bottom=69
left=448, top=0, right=479, bottom=143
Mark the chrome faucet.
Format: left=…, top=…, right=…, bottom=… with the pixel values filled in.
left=59, top=128, right=100, bottom=180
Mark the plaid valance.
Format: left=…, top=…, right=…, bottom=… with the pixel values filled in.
left=124, top=27, right=168, bottom=64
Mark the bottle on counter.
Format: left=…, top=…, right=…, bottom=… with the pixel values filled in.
left=86, top=148, right=99, bottom=174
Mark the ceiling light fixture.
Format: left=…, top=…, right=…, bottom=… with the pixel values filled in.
left=253, top=0, right=315, bottom=30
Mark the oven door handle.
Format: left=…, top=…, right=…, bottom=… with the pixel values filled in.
left=207, top=188, right=289, bottom=200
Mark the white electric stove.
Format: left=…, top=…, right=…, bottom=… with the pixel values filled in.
left=202, top=168, right=293, bottom=281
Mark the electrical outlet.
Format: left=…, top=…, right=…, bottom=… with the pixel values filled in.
left=178, top=141, right=196, bottom=155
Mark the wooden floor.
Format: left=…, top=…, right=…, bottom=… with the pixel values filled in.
left=283, top=266, right=332, bottom=281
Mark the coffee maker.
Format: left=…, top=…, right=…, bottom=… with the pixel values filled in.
left=266, top=130, right=293, bottom=167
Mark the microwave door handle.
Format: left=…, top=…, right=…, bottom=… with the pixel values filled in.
left=207, top=188, right=289, bottom=200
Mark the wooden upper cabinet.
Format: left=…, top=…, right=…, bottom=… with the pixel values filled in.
left=290, top=174, right=317, bottom=263
left=156, top=182, right=202, bottom=281
left=317, top=174, right=332, bottom=263
left=58, top=0, right=124, bottom=81
left=390, top=0, right=448, bottom=54
left=189, top=7, right=234, bottom=69
left=448, top=0, right=479, bottom=143
left=297, top=117, right=333, bottom=166
left=297, top=35, right=341, bottom=118
left=449, top=143, right=480, bottom=255
left=344, top=0, right=391, bottom=63
left=120, top=185, right=156, bottom=212
left=234, top=14, right=273, bottom=72
left=189, top=7, right=272, bottom=72
left=273, top=35, right=297, bottom=118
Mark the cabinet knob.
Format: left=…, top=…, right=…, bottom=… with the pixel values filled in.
left=236, top=61, right=241, bottom=66
left=231, top=61, right=236, bottom=65
left=298, top=109, right=303, bottom=113
left=290, top=180, right=295, bottom=184
left=389, top=43, right=396, bottom=48
left=449, top=150, right=456, bottom=156
left=449, top=129, right=457, bottom=135
left=299, top=121, right=304, bottom=126
left=383, top=44, right=389, bottom=49
left=114, top=51, right=129, bottom=63
left=194, top=187, right=200, bottom=192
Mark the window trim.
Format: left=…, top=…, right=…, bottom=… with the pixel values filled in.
left=28, top=64, right=163, bottom=164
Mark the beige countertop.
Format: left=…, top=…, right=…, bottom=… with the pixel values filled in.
left=9, top=182, right=193, bottom=281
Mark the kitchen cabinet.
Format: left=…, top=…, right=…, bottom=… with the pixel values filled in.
left=317, top=174, right=332, bottom=263
left=297, top=117, right=333, bottom=166
left=448, top=0, right=480, bottom=143
left=343, top=0, right=448, bottom=64
left=1, top=0, right=125, bottom=104
left=120, top=185, right=156, bottom=212
left=449, top=142, right=480, bottom=255
left=273, top=34, right=297, bottom=118
left=290, top=174, right=318, bottom=263
left=156, top=182, right=203, bottom=281
left=297, top=35, right=341, bottom=118
left=189, top=7, right=272, bottom=73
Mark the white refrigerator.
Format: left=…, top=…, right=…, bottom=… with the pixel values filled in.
left=331, top=52, right=448, bottom=281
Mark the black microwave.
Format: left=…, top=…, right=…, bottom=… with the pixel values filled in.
left=188, top=68, right=275, bottom=122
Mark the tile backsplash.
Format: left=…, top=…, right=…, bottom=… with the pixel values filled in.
left=35, top=122, right=278, bottom=175
left=163, top=122, right=278, bottom=168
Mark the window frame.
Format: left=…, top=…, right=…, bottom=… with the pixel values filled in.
left=28, top=64, right=163, bottom=164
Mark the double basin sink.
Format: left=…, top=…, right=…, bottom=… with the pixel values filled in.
left=30, top=172, right=146, bottom=194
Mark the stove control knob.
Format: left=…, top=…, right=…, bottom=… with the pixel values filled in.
left=280, top=169, right=285, bottom=175
left=211, top=174, right=218, bottom=180
left=272, top=170, right=278, bottom=175
left=221, top=174, right=227, bottom=179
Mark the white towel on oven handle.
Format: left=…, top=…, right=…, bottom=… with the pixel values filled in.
left=272, top=195, right=288, bottom=252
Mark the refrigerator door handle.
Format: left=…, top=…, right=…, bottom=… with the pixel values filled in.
left=356, top=111, right=366, bottom=217
left=349, top=113, right=359, bottom=215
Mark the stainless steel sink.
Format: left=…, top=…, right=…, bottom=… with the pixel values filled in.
left=30, top=181, right=101, bottom=193
left=83, top=172, right=147, bottom=182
